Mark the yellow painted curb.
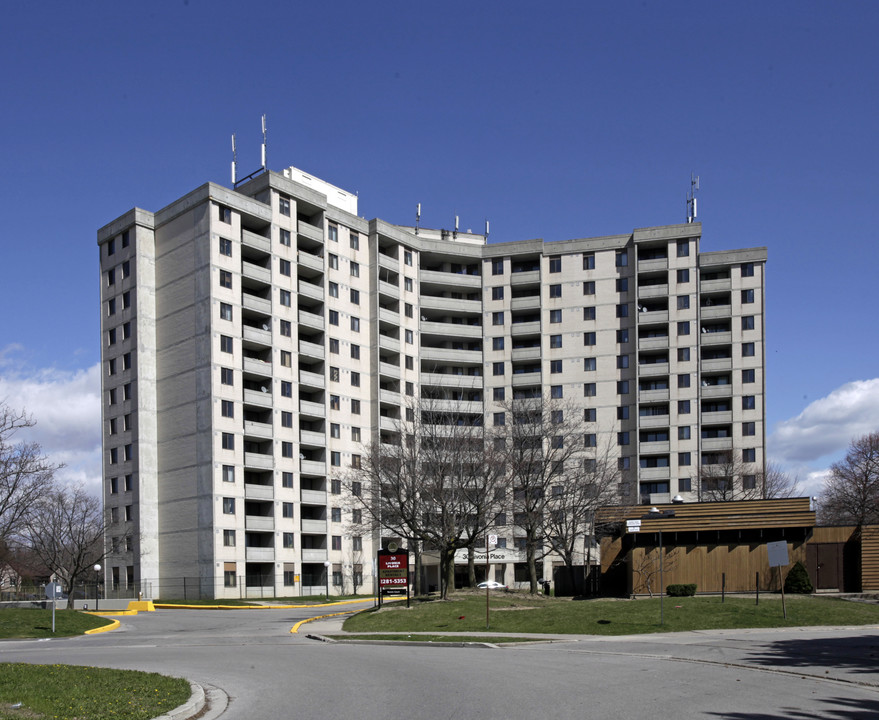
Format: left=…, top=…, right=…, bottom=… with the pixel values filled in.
left=83, top=610, right=138, bottom=616
left=85, top=619, right=120, bottom=634
left=127, top=600, right=155, bottom=612
left=155, top=599, right=374, bottom=611
left=290, top=610, right=358, bottom=634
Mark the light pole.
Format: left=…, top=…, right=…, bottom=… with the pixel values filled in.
left=93, top=564, right=102, bottom=611
left=643, top=507, right=675, bottom=626
left=323, top=560, right=331, bottom=602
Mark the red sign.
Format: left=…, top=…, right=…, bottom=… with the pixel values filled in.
left=378, top=551, right=409, bottom=588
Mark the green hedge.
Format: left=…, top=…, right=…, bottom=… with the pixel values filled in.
left=666, top=583, right=697, bottom=597
left=784, top=561, right=814, bottom=594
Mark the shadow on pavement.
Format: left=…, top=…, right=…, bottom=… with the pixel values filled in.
left=743, top=635, right=879, bottom=676
left=707, top=695, right=879, bottom=719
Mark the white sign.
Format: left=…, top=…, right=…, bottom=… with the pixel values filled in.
left=626, top=519, right=642, bottom=532
left=488, top=534, right=498, bottom=547
left=767, top=540, right=789, bottom=568
left=45, top=582, right=63, bottom=598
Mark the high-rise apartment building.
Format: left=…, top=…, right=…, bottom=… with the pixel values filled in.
left=98, top=166, right=766, bottom=599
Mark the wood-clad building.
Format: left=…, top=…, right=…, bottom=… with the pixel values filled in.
left=597, top=498, right=879, bottom=595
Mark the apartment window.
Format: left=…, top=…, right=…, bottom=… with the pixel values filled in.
left=331, top=478, right=342, bottom=494
left=332, top=536, right=342, bottom=551
left=743, top=448, right=757, bottom=463
left=617, top=406, right=629, bottom=420
left=494, top=387, right=506, bottom=401
left=279, top=289, right=291, bottom=307
left=617, top=380, right=630, bottom=394
left=351, top=317, right=360, bottom=332
left=109, top=477, right=119, bottom=494
left=123, top=415, right=131, bottom=432
left=548, top=256, right=561, bottom=273
left=742, top=474, right=757, bottom=490
left=221, top=335, right=233, bottom=353
left=221, top=433, right=234, bottom=450
left=351, top=344, right=360, bottom=359
left=550, top=360, right=563, bottom=374
left=741, top=289, right=755, bottom=304
left=584, top=433, right=597, bottom=448
left=617, top=329, right=629, bottom=344
left=350, top=262, right=360, bottom=278
left=583, top=281, right=595, bottom=295
left=549, top=335, right=562, bottom=349
left=550, top=385, right=563, bottom=399
left=283, top=502, right=294, bottom=518
left=352, top=481, right=362, bottom=496
left=328, top=253, right=339, bottom=269
left=281, top=442, right=293, bottom=458
left=108, top=388, right=117, bottom=405
left=352, top=427, right=361, bottom=442
left=328, top=338, right=339, bottom=354
left=743, top=343, right=755, bottom=357
left=122, top=322, right=131, bottom=340
left=329, top=366, right=341, bottom=383
left=491, top=259, right=504, bottom=275
left=742, top=369, right=756, bottom=383
left=279, top=228, right=291, bottom=246
left=279, top=259, right=291, bottom=277
left=677, top=477, right=692, bottom=492
left=617, top=355, right=629, bottom=369
left=352, top=536, right=363, bottom=552
left=331, top=507, right=342, bottom=523
left=123, top=383, right=132, bottom=401
left=618, top=432, right=630, bottom=446
left=741, top=262, right=755, bottom=277
left=281, top=381, right=292, bottom=397
left=616, top=278, right=628, bottom=292
left=492, top=311, right=504, bottom=326
left=351, top=372, right=361, bottom=388
left=678, top=400, right=691, bottom=414
left=107, top=238, right=116, bottom=256
left=224, top=569, right=237, bottom=587
left=584, top=332, right=596, bottom=346
left=742, top=316, right=755, bottom=331
left=404, top=329, right=413, bottom=344
left=405, top=355, right=414, bottom=371
left=219, top=237, right=232, bottom=256
left=328, top=282, right=339, bottom=298
left=493, top=362, right=505, bottom=376
left=221, top=367, right=233, bottom=385
left=220, top=303, right=232, bottom=321
left=678, top=374, right=691, bottom=388
left=584, top=408, right=596, bottom=422
left=280, top=350, right=292, bottom=368
left=351, top=399, right=361, bottom=415
left=492, top=287, right=504, bottom=300
left=110, top=447, right=118, bottom=464
left=283, top=533, right=295, bottom=548
left=677, top=269, right=690, bottom=283
left=404, top=303, right=414, bottom=319
left=615, top=250, right=628, bottom=267
left=223, top=530, right=236, bottom=547
left=549, top=309, right=561, bottom=323
left=222, top=465, right=235, bottom=483
left=108, top=358, right=117, bottom=376
left=743, top=421, right=756, bottom=436
left=678, top=321, right=690, bottom=336
left=742, top=396, right=756, bottom=410
left=404, top=277, right=413, bottom=292
left=328, top=310, right=339, bottom=326
left=677, top=347, right=690, bottom=362
left=677, top=295, right=690, bottom=310
left=677, top=239, right=690, bottom=257
left=579, top=307, right=595, bottom=323
left=583, top=253, right=595, bottom=270
left=584, top=383, right=597, bottom=397
left=493, top=412, right=506, bottom=427
left=107, top=297, right=116, bottom=316
left=679, top=426, right=691, bottom=440
left=221, top=400, right=234, bottom=418
left=549, top=284, right=562, bottom=298
left=219, top=269, right=233, bottom=289
left=328, top=224, right=338, bottom=242
left=618, top=457, right=631, bottom=470
left=349, top=231, right=359, bottom=250
left=349, top=288, right=360, bottom=305
left=679, top=452, right=691, bottom=466
left=107, top=268, right=116, bottom=286
left=405, top=250, right=413, bottom=266
left=616, top=303, right=629, bottom=318
left=107, top=328, right=117, bottom=346
left=330, top=395, right=340, bottom=410
left=222, top=497, right=235, bottom=514
left=492, top=337, right=504, bottom=351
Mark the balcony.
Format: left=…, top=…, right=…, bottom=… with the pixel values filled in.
left=379, top=388, right=400, bottom=405
left=379, top=335, right=400, bottom=354
left=700, top=277, right=731, bottom=293
left=638, top=362, right=669, bottom=377
left=243, top=325, right=272, bottom=347
left=430, top=399, right=482, bottom=415
left=421, top=373, right=481, bottom=389
left=638, top=414, right=669, bottom=429
left=242, top=261, right=271, bottom=285
left=301, top=549, right=328, bottom=563
left=300, top=459, right=326, bottom=476
left=638, top=336, right=669, bottom=352
left=700, top=331, right=731, bottom=345
left=701, top=304, right=731, bottom=320
left=510, top=296, right=541, bottom=311
left=421, top=346, right=481, bottom=364
left=243, top=388, right=272, bottom=408
left=297, top=220, right=324, bottom=244
left=298, top=309, right=324, bottom=331
left=509, top=270, right=539, bottom=285
left=701, top=411, right=733, bottom=425
left=299, top=369, right=325, bottom=389
left=243, top=356, right=272, bottom=377
left=639, top=441, right=670, bottom=454
left=301, top=519, right=327, bottom=534
left=637, top=309, right=668, bottom=324
left=299, top=339, right=324, bottom=359
left=245, top=515, right=274, bottom=531
left=298, top=280, right=323, bottom=303
left=638, top=466, right=670, bottom=481
left=511, top=347, right=541, bottom=362
left=700, top=385, right=731, bottom=399
left=245, top=547, right=275, bottom=562
left=378, top=279, right=399, bottom=299
left=244, top=452, right=273, bottom=470
left=638, top=388, right=670, bottom=403
left=420, top=295, right=480, bottom=313
left=637, top=257, right=668, bottom=273
left=700, top=357, right=732, bottom=373
left=378, top=252, right=398, bottom=272
left=420, top=321, right=481, bottom=338
left=297, top=251, right=323, bottom=274
left=243, top=420, right=273, bottom=439
left=511, top=371, right=541, bottom=387
left=421, top=269, right=481, bottom=287
left=301, top=488, right=327, bottom=505
left=300, top=429, right=325, bottom=447
left=379, top=361, right=400, bottom=379
left=379, top=307, right=399, bottom=325
left=242, top=229, right=270, bottom=253
left=245, top=483, right=274, bottom=501
left=701, top=437, right=733, bottom=452
left=299, top=399, right=325, bottom=419
left=380, top=416, right=400, bottom=432
left=510, top=321, right=541, bottom=336
left=638, top=283, right=669, bottom=299
left=242, top=293, right=272, bottom=315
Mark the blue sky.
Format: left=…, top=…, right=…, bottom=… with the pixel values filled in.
left=1, top=0, right=878, bottom=497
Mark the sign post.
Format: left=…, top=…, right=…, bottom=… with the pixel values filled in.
left=486, top=534, right=497, bottom=630
left=767, top=540, right=789, bottom=619
left=45, top=582, right=62, bottom=633
left=377, top=547, right=410, bottom=608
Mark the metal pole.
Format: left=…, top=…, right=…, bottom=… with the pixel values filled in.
left=756, top=571, right=759, bottom=605
left=659, top=529, right=664, bottom=626
left=485, top=534, right=490, bottom=630
left=721, top=573, right=725, bottom=603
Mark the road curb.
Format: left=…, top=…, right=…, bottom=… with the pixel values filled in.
left=154, top=682, right=229, bottom=720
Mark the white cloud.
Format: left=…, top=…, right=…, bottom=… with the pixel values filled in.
left=769, top=378, right=879, bottom=464
left=0, top=349, right=102, bottom=496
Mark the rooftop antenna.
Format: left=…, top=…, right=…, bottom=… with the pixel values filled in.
left=454, top=214, right=459, bottom=240
left=485, top=219, right=490, bottom=239
left=260, top=114, right=267, bottom=170
left=687, top=173, right=700, bottom=223
left=415, top=203, right=421, bottom=235
left=231, top=134, right=238, bottom=185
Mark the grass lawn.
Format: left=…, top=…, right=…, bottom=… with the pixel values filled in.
left=343, top=592, right=879, bottom=636
left=0, top=609, right=112, bottom=639
left=0, top=664, right=191, bottom=720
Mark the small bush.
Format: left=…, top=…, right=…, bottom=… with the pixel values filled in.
left=666, top=584, right=697, bottom=597
left=784, top=561, right=814, bottom=594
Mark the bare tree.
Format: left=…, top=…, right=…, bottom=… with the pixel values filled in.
left=820, top=432, right=879, bottom=527
left=0, top=403, right=59, bottom=548
left=757, top=461, right=800, bottom=499
left=631, top=545, right=679, bottom=597
left=699, top=449, right=766, bottom=501
left=24, top=484, right=104, bottom=609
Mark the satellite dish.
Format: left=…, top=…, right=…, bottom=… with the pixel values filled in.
left=260, top=386, right=268, bottom=393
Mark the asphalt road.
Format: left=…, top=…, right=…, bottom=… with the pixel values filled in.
left=3, top=603, right=879, bottom=720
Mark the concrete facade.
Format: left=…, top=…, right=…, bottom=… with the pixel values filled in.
left=98, top=165, right=766, bottom=599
